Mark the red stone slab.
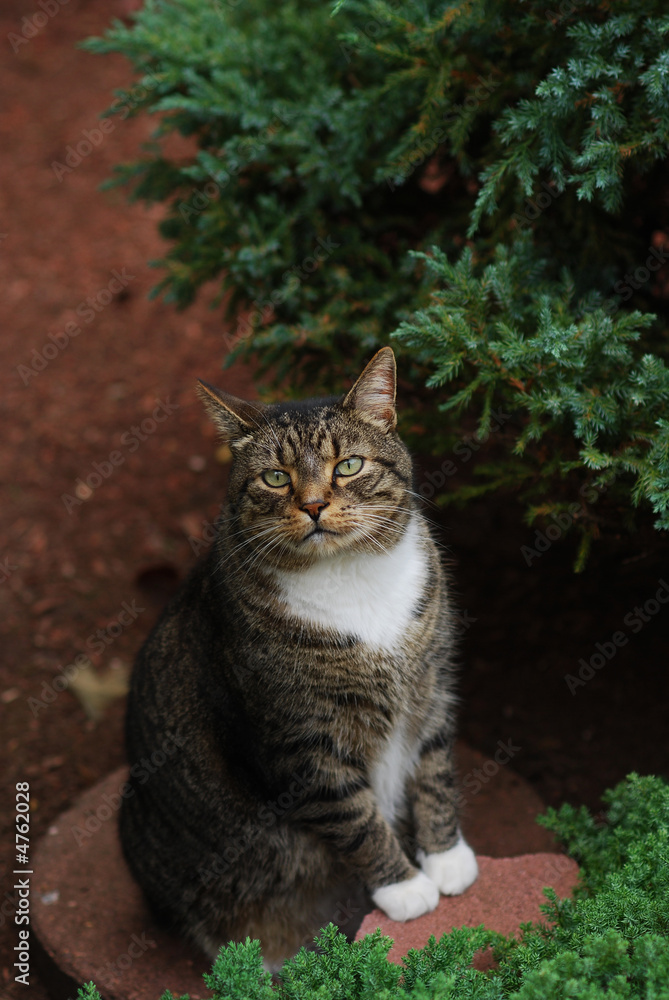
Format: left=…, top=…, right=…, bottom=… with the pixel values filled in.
left=355, top=853, right=580, bottom=965
left=32, top=770, right=208, bottom=1000
left=31, top=747, right=563, bottom=999
left=455, top=743, right=559, bottom=856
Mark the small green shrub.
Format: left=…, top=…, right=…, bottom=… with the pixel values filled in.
left=78, top=774, right=669, bottom=999
left=84, top=0, right=669, bottom=558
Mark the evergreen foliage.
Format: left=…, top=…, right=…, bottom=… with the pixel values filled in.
left=77, top=774, right=669, bottom=999
left=83, top=0, right=669, bottom=558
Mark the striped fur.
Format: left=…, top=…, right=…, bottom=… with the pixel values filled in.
left=120, top=349, right=476, bottom=969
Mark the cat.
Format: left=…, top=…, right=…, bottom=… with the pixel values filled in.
left=119, top=346, right=478, bottom=969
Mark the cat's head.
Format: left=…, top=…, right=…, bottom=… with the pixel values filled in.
left=197, top=348, right=414, bottom=569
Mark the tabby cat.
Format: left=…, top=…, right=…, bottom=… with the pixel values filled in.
left=120, top=347, right=478, bottom=969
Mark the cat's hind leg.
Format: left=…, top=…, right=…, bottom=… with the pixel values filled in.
left=201, top=828, right=367, bottom=972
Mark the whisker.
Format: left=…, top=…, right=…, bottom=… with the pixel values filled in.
left=351, top=521, right=405, bottom=539
left=218, top=522, right=278, bottom=560
left=214, top=523, right=281, bottom=580
left=350, top=513, right=406, bottom=531
left=236, top=530, right=291, bottom=577
left=403, top=487, right=440, bottom=511
left=345, top=522, right=391, bottom=555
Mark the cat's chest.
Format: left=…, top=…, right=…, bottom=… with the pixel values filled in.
left=270, top=517, right=429, bottom=652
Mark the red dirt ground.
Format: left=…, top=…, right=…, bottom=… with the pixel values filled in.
left=1, top=2, right=668, bottom=998
left=1, top=2, right=256, bottom=995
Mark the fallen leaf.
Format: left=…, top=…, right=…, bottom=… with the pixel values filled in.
left=67, top=660, right=130, bottom=721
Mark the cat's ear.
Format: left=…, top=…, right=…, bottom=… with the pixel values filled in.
left=343, top=347, right=397, bottom=431
left=196, top=380, right=267, bottom=443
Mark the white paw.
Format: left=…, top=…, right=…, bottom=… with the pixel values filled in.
left=371, top=871, right=439, bottom=922
left=416, top=836, right=478, bottom=896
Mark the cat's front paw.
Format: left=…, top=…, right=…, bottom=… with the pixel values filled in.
left=371, top=871, right=439, bottom=922
left=416, top=836, right=478, bottom=896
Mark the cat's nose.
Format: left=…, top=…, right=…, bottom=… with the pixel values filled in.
left=301, top=500, right=329, bottom=521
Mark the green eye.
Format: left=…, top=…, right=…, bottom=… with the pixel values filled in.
left=262, top=469, right=291, bottom=488
left=335, top=456, right=364, bottom=477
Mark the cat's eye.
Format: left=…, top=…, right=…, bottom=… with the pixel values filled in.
left=261, top=470, right=291, bottom=488
left=334, top=456, right=364, bottom=477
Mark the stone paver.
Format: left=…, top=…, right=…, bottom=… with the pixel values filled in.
left=32, top=747, right=568, bottom=999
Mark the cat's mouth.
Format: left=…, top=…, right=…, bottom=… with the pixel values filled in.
left=303, top=525, right=338, bottom=541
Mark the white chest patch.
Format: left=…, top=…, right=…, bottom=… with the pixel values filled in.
left=271, top=517, right=428, bottom=652
left=370, top=718, right=420, bottom=826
